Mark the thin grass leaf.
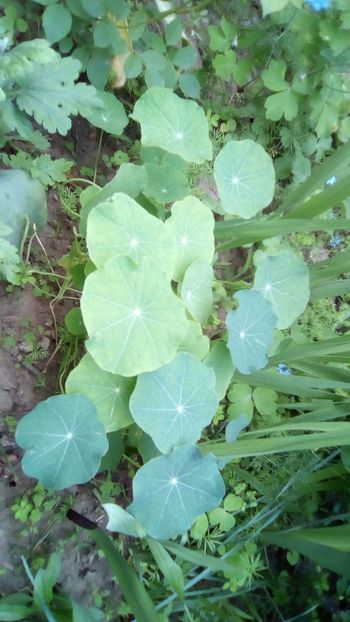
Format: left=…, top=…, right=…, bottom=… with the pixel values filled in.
left=310, top=279, right=350, bottom=300
left=280, top=140, right=350, bottom=211
left=202, top=429, right=350, bottom=459
left=282, top=174, right=350, bottom=219
left=261, top=528, right=350, bottom=579
left=89, top=529, right=162, bottom=622
left=214, top=218, right=350, bottom=249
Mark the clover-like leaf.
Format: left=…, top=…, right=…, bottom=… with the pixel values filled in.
left=253, top=250, right=310, bottom=329
left=65, top=353, right=135, bottom=432
left=130, top=353, right=218, bottom=453
left=131, top=87, right=212, bottom=163
left=81, top=256, right=188, bottom=376
left=181, top=260, right=213, bottom=324
left=165, top=196, right=215, bottom=281
left=15, top=395, right=108, bottom=490
left=265, top=89, right=299, bottom=122
left=129, top=445, right=225, bottom=539
left=86, top=193, right=176, bottom=277
left=213, top=140, right=275, bottom=218
left=226, top=290, right=277, bottom=374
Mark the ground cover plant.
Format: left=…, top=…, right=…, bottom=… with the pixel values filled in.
left=0, top=0, right=350, bottom=620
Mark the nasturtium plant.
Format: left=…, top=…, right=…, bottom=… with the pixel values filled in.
left=253, top=250, right=310, bottom=329
left=128, top=445, right=225, bottom=539
left=226, top=290, right=277, bottom=374
left=79, top=163, right=148, bottom=236
left=81, top=256, right=188, bottom=376
left=165, top=196, right=215, bottom=281
left=143, top=161, right=189, bottom=203
left=204, top=342, right=234, bottom=401
left=15, top=395, right=108, bottom=490
left=180, top=260, right=214, bottom=324
left=129, top=352, right=219, bottom=454
left=131, top=87, right=213, bottom=164
left=213, top=139, right=275, bottom=218
left=65, top=353, right=135, bottom=432
left=86, top=193, right=177, bottom=276
left=103, top=504, right=146, bottom=538
left=178, top=321, right=210, bottom=360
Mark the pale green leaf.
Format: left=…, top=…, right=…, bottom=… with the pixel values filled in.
left=165, top=196, right=215, bottom=281
left=66, top=353, right=134, bottom=432
left=79, top=163, right=148, bottom=236
left=226, top=290, right=277, bottom=374
left=86, top=193, right=177, bottom=277
left=253, top=250, right=310, bottom=329
left=103, top=503, right=146, bottom=537
left=203, top=341, right=234, bottom=400
left=130, top=352, right=218, bottom=453
left=260, top=0, right=289, bottom=16
left=180, top=260, right=213, bottom=324
left=81, top=256, right=188, bottom=376
left=131, top=87, right=212, bottom=163
left=129, top=445, right=225, bottom=539
left=15, top=395, right=108, bottom=490
left=214, top=140, right=275, bottom=218
left=178, top=321, right=210, bottom=359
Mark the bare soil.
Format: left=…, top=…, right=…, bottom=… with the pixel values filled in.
left=0, top=122, right=120, bottom=611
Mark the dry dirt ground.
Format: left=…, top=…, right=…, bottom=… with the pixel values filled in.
left=0, top=122, right=119, bottom=610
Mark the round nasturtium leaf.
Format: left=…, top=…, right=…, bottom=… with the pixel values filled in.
left=213, top=140, right=275, bottom=218
left=144, top=162, right=189, bottom=203
left=66, top=353, right=135, bottom=432
left=180, top=260, right=213, bottom=324
left=165, top=196, right=215, bottom=281
left=86, top=193, right=176, bottom=277
left=82, top=90, right=128, bottom=136
left=81, top=256, right=188, bottom=377
left=253, top=250, right=310, bottom=329
left=130, top=352, right=219, bottom=453
left=128, top=445, right=225, bottom=539
left=131, top=87, right=212, bottom=164
left=15, top=395, right=108, bottom=490
left=226, top=290, right=277, bottom=374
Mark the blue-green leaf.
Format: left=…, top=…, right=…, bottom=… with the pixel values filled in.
left=129, top=445, right=225, bottom=539
left=130, top=353, right=218, bottom=453
left=16, top=395, right=108, bottom=490
left=226, top=290, right=277, bottom=374
left=253, top=250, right=310, bottom=329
